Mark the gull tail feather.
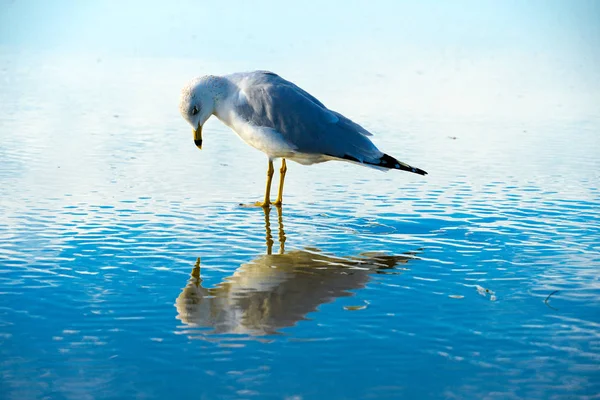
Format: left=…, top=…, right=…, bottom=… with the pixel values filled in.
left=364, top=153, right=428, bottom=175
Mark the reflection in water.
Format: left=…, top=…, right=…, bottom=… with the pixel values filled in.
left=175, top=207, right=419, bottom=335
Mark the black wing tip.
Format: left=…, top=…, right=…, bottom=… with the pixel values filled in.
left=331, top=153, right=428, bottom=176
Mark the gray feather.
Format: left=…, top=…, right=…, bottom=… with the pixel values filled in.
left=231, top=71, right=381, bottom=163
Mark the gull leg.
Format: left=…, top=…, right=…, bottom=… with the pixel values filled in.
left=254, top=159, right=274, bottom=208
left=273, top=159, right=287, bottom=206
left=263, top=206, right=274, bottom=255
left=276, top=204, right=286, bottom=255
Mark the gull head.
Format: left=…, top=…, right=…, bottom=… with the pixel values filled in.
left=179, top=76, right=220, bottom=150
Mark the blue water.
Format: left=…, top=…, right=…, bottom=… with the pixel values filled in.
left=1, top=2, right=600, bottom=398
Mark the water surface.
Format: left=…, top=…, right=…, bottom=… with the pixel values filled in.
left=1, top=14, right=600, bottom=399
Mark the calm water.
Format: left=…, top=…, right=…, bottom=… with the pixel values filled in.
left=1, top=28, right=600, bottom=400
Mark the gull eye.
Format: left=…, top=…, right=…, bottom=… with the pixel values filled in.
left=191, top=106, right=199, bottom=116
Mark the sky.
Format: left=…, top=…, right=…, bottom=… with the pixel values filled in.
left=1, top=0, right=599, bottom=120
left=2, top=1, right=598, bottom=61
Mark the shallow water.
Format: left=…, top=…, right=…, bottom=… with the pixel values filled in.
left=1, top=47, right=599, bottom=399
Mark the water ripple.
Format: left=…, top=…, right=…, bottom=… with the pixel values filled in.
left=1, top=55, right=599, bottom=398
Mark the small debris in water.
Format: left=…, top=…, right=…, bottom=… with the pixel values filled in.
left=475, top=285, right=497, bottom=301
left=344, top=305, right=367, bottom=311
left=544, top=290, right=559, bottom=310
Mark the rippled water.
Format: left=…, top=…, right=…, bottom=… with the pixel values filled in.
left=1, top=52, right=599, bottom=399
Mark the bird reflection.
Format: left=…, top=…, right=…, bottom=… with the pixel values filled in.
left=175, top=207, right=418, bottom=335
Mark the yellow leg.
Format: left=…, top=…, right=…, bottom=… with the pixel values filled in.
left=263, top=206, right=273, bottom=255
left=276, top=204, right=286, bottom=254
left=254, top=160, right=274, bottom=208
left=273, top=159, right=287, bottom=206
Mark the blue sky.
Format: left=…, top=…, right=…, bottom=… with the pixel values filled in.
left=1, top=0, right=599, bottom=119
left=2, top=0, right=598, bottom=61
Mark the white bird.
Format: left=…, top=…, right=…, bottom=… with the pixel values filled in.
left=175, top=250, right=413, bottom=335
left=179, top=71, right=427, bottom=207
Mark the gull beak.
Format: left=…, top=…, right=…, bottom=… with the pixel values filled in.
left=193, top=123, right=202, bottom=150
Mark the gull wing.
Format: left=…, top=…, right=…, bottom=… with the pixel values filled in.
left=232, top=71, right=381, bottom=163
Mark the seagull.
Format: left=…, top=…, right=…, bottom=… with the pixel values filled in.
left=179, top=71, right=427, bottom=207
